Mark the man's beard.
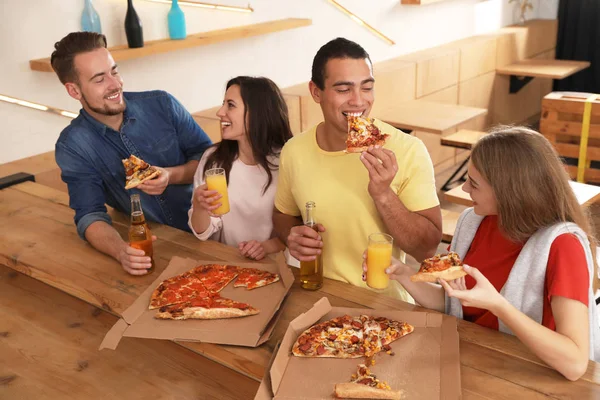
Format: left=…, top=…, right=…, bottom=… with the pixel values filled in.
left=82, top=91, right=126, bottom=116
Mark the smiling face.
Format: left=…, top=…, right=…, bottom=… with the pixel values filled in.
left=463, top=162, right=498, bottom=216
left=68, top=48, right=125, bottom=116
left=309, top=57, right=374, bottom=138
left=216, top=84, right=247, bottom=141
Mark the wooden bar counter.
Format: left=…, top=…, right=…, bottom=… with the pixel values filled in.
left=2, top=181, right=600, bottom=399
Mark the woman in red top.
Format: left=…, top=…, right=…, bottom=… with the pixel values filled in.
left=363, top=126, right=598, bottom=381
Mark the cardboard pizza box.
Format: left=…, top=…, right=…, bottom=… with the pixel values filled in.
left=255, top=297, right=462, bottom=400
left=100, top=253, right=294, bottom=349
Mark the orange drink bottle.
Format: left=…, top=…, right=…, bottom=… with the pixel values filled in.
left=299, top=201, right=323, bottom=290
left=366, top=233, right=393, bottom=290
left=128, top=194, right=155, bottom=274
left=205, top=167, right=230, bottom=215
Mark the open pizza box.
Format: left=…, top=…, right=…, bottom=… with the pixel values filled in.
left=254, top=297, right=462, bottom=400
left=100, top=253, right=294, bottom=350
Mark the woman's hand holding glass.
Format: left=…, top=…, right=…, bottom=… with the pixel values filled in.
left=192, top=183, right=223, bottom=216
left=361, top=251, right=412, bottom=284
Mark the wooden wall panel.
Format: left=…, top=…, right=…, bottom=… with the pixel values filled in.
left=496, top=19, right=558, bottom=68
left=283, top=94, right=302, bottom=135
left=415, top=85, right=458, bottom=166
left=371, top=61, right=416, bottom=117
left=446, top=35, right=497, bottom=82
left=492, top=74, right=541, bottom=125
left=282, top=83, right=323, bottom=131
left=457, top=71, right=495, bottom=131
left=399, top=48, right=460, bottom=98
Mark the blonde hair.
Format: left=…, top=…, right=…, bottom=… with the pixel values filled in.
left=471, top=125, right=599, bottom=290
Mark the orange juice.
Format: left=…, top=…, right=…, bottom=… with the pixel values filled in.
left=366, top=233, right=393, bottom=290
left=205, top=168, right=230, bottom=215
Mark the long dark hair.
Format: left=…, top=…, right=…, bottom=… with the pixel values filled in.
left=203, top=76, right=293, bottom=193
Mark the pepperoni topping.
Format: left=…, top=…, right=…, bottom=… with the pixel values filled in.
left=351, top=321, right=363, bottom=329
left=350, top=335, right=359, bottom=344
left=328, top=334, right=337, bottom=341
left=299, top=343, right=311, bottom=352
left=316, top=345, right=326, bottom=355
left=380, top=323, right=389, bottom=330
left=383, top=344, right=391, bottom=351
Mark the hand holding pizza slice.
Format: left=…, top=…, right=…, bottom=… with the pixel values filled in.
left=122, top=154, right=162, bottom=190
left=410, top=252, right=467, bottom=283
left=346, top=116, right=389, bottom=153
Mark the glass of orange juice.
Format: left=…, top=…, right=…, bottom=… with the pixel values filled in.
left=205, top=168, right=230, bottom=215
left=367, top=233, right=393, bottom=290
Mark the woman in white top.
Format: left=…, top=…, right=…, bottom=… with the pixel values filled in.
left=188, top=76, right=292, bottom=260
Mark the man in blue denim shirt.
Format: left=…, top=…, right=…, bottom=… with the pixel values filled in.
left=51, top=32, right=212, bottom=275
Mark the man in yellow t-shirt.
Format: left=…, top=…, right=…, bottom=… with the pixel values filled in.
left=273, top=38, right=441, bottom=301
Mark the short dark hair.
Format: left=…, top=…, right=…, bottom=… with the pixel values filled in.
left=50, top=32, right=107, bottom=84
left=311, top=37, right=372, bottom=90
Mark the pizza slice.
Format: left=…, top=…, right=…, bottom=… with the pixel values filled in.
left=191, top=264, right=240, bottom=293
left=334, top=364, right=404, bottom=399
left=234, top=267, right=280, bottom=290
left=149, top=272, right=212, bottom=310
left=346, top=115, right=389, bottom=153
left=122, top=154, right=161, bottom=190
left=410, top=252, right=466, bottom=283
left=154, top=294, right=259, bottom=320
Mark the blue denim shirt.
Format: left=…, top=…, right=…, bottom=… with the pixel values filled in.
left=55, top=90, right=212, bottom=239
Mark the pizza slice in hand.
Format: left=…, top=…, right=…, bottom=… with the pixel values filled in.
left=334, top=363, right=404, bottom=399
left=122, top=154, right=161, bottom=190
left=410, top=252, right=466, bottom=283
left=346, top=115, right=389, bottom=153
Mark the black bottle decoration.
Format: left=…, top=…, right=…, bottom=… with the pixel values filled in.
left=125, top=0, right=144, bottom=48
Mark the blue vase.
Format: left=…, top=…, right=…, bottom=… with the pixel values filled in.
left=81, top=0, right=102, bottom=34
left=168, top=0, right=186, bottom=40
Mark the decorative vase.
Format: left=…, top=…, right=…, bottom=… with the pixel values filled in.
left=125, top=0, right=144, bottom=48
left=81, top=0, right=102, bottom=34
left=168, top=0, right=187, bottom=40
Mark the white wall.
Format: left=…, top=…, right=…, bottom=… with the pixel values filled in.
left=0, top=0, right=558, bottom=164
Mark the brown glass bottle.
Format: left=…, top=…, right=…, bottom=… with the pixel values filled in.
left=128, top=194, right=155, bottom=274
left=299, top=201, right=323, bottom=290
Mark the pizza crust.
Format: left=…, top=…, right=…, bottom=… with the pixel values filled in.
left=334, top=383, right=404, bottom=399
left=410, top=265, right=467, bottom=282
left=155, top=305, right=259, bottom=320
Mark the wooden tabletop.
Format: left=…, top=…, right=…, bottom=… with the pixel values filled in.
left=2, top=181, right=600, bottom=399
left=376, top=100, right=487, bottom=135
left=496, top=59, right=591, bottom=80
left=445, top=180, right=600, bottom=208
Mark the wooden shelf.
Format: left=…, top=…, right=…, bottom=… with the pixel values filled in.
left=376, top=100, right=487, bottom=135
left=30, top=18, right=312, bottom=72
left=401, top=0, right=447, bottom=4
left=496, top=59, right=590, bottom=80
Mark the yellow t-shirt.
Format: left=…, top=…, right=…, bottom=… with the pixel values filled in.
left=275, top=119, right=439, bottom=301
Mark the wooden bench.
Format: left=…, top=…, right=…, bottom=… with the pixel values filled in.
left=439, top=130, right=486, bottom=190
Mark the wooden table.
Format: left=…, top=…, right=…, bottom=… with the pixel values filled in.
left=376, top=100, right=487, bottom=135
left=445, top=180, right=600, bottom=208
left=2, top=181, right=600, bottom=399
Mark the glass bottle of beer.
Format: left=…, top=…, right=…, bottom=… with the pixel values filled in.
left=300, top=201, right=323, bottom=290
left=128, top=194, right=155, bottom=273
